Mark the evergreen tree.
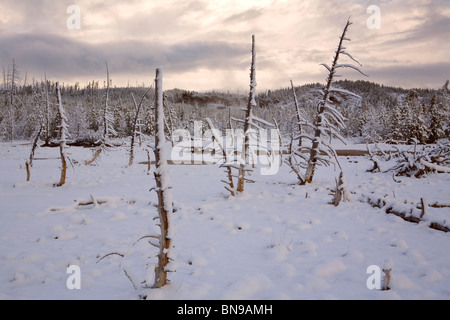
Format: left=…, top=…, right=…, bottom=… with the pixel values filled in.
left=390, top=99, right=404, bottom=142
left=399, top=90, right=429, bottom=144
left=428, top=81, right=449, bottom=143
left=409, top=104, right=429, bottom=144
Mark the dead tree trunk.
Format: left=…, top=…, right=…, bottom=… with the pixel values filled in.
left=8, top=59, right=18, bottom=141
left=29, top=125, right=43, bottom=167
left=85, top=62, right=115, bottom=165
left=25, top=124, right=44, bottom=181
left=129, top=88, right=151, bottom=166
left=303, top=19, right=367, bottom=184
left=56, top=82, right=68, bottom=187
left=237, top=34, right=257, bottom=193
left=304, top=23, right=349, bottom=184
left=205, top=118, right=236, bottom=196
left=44, top=72, right=51, bottom=145
left=330, top=171, right=349, bottom=206
left=163, top=95, right=175, bottom=147
left=101, top=61, right=114, bottom=142
left=290, top=80, right=303, bottom=147
left=152, top=68, right=173, bottom=288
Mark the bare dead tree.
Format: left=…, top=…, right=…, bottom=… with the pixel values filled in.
left=303, top=19, right=367, bottom=184
left=9, top=59, right=17, bottom=140
left=55, top=82, right=69, bottom=187
left=103, top=63, right=111, bottom=140
left=286, top=19, right=367, bottom=187
left=286, top=133, right=305, bottom=182
left=25, top=124, right=44, bottom=181
left=97, top=71, right=174, bottom=292
left=205, top=118, right=236, bottom=196
left=151, top=67, right=173, bottom=288
left=5, top=59, right=20, bottom=141
left=163, top=94, right=175, bottom=147
left=41, top=72, right=52, bottom=145
left=236, top=35, right=257, bottom=193
left=231, top=35, right=275, bottom=194
left=129, top=87, right=151, bottom=166
left=272, top=118, right=283, bottom=167
left=86, top=62, right=116, bottom=165
left=290, top=80, right=303, bottom=147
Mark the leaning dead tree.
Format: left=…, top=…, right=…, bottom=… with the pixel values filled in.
left=287, top=19, right=367, bottom=197
left=25, top=123, right=44, bottom=181
left=151, top=67, right=173, bottom=288
left=86, top=62, right=116, bottom=165
left=304, top=19, right=367, bottom=184
left=55, top=82, right=70, bottom=187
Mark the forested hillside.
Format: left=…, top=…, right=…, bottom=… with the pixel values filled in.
left=0, top=69, right=448, bottom=145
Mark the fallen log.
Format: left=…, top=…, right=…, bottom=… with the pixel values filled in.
left=48, top=195, right=122, bottom=212
left=359, top=194, right=449, bottom=233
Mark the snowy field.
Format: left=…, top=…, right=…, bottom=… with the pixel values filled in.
left=0, top=141, right=449, bottom=300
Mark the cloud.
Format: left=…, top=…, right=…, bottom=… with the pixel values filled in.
left=0, top=0, right=448, bottom=90
left=366, top=62, right=450, bottom=89
left=222, top=8, right=263, bottom=24
left=0, top=32, right=249, bottom=84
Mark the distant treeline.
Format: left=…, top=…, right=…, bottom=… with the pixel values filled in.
left=0, top=74, right=448, bottom=145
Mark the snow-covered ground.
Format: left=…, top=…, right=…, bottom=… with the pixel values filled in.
left=0, top=141, right=449, bottom=300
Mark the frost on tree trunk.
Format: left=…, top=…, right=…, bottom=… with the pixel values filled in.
left=205, top=117, right=236, bottom=196
left=234, top=35, right=275, bottom=193
left=7, top=59, right=19, bottom=141
left=129, top=88, right=151, bottom=166
left=85, top=62, right=116, bottom=165
left=25, top=124, right=44, bottom=181
left=290, top=80, right=303, bottom=147
left=301, top=19, right=367, bottom=184
left=55, top=82, right=69, bottom=187
left=44, top=73, right=51, bottom=145
left=236, top=35, right=257, bottom=193
left=152, top=68, right=173, bottom=288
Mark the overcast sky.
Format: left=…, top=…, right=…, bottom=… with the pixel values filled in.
left=0, top=0, right=449, bottom=92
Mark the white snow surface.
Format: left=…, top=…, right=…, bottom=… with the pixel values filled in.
left=0, top=141, right=449, bottom=300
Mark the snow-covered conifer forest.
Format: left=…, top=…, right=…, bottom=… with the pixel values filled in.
left=0, top=17, right=449, bottom=301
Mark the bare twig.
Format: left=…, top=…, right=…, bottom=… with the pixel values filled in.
left=131, top=234, right=160, bottom=247
left=96, top=252, right=125, bottom=263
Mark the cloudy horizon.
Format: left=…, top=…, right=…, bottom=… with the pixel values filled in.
left=0, top=0, right=449, bottom=92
